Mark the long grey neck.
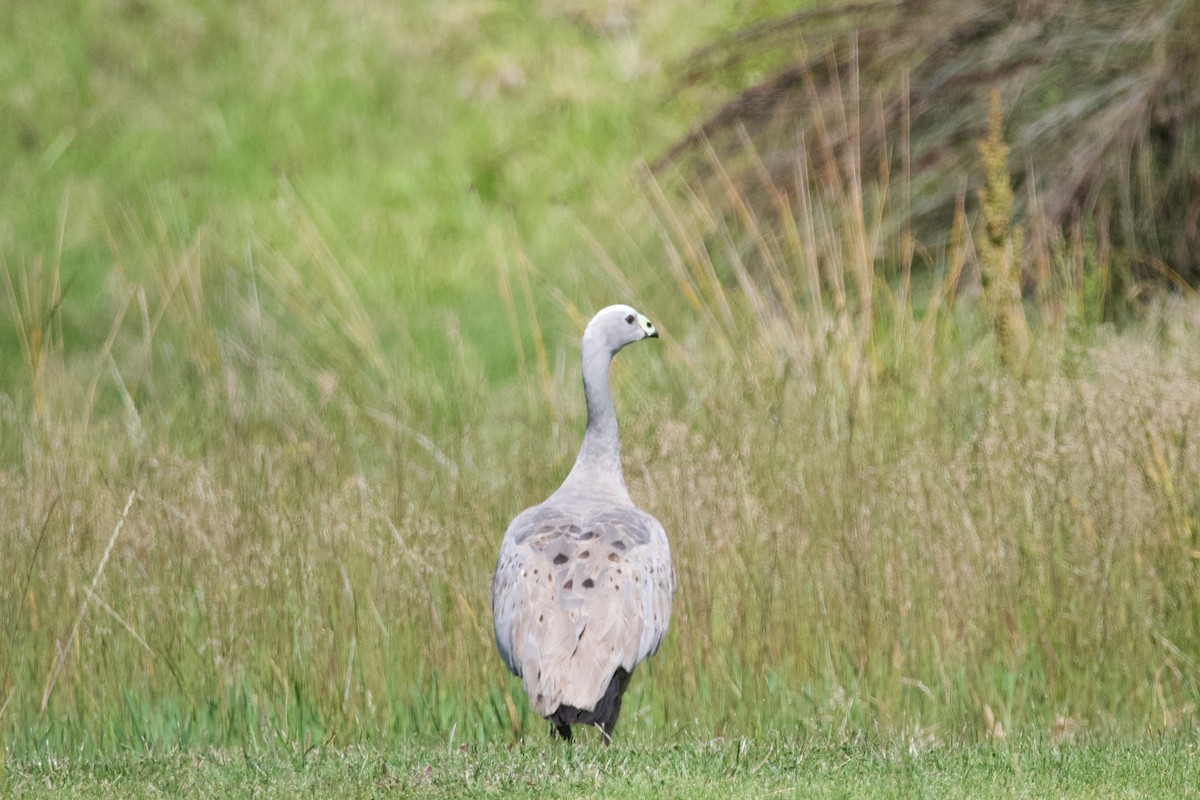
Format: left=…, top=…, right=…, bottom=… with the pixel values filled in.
left=555, top=341, right=631, bottom=503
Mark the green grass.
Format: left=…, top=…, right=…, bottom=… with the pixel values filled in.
left=4, top=0, right=1200, bottom=793
left=0, top=0, right=770, bottom=379
left=7, top=739, right=1200, bottom=799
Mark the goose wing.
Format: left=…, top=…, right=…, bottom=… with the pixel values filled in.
left=492, top=502, right=674, bottom=716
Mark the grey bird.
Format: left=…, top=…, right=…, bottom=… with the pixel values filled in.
left=492, top=304, right=675, bottom=743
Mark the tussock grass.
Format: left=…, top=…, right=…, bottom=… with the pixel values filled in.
left=665, top=0, right=1200, bottom=281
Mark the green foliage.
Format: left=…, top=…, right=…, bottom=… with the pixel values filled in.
left=0, top=0, right=738, bottom=382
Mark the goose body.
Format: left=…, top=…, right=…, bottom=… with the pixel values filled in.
left=491, top=305, right=674, bottom=742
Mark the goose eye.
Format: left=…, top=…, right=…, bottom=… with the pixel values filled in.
left=625, top=314, right=636, bottom=324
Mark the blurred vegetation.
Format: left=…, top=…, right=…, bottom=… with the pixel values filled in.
left=0, top=0, right=761, bottom=386
left=663, top=0, right=1200, bottom=291
left=3, top=0, right=1200, bottom=761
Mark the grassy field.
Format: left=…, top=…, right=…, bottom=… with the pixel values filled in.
left=4, top=0, right=1200, bottom=795
left=7, top=739, right=1200, bottom=799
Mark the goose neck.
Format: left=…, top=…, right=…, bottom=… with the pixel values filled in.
left=561, top=341, right=629, bottom=500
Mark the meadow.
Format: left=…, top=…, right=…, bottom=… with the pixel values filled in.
left=3, top=0, right=1200, bottom=795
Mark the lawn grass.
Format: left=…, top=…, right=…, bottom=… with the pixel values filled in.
left=6, top=738, right=1200, bottom=799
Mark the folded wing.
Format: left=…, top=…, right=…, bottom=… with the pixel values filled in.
left=492, top=503, right=674, bottom=716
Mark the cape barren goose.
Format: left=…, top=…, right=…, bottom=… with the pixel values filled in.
left=492, top=305, right=675, bottom=742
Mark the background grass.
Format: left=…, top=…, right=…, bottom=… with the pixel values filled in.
left=3, top=0, right=1200, bottom=786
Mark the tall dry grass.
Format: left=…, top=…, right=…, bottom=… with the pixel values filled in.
left=630, top=75, right=1200, bottom=743
left=4, top=65, right=1200, bottom=756
left=4, top=176, right=1200, bottom=758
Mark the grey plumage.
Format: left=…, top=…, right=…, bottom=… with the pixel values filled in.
left=492, top=305, right=674, bottom=742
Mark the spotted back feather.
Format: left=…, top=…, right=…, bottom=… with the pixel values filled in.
left=492, top=499, right=673, bottom=715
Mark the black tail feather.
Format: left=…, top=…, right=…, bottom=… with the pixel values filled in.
left=548, top=669, right=631, bottom=744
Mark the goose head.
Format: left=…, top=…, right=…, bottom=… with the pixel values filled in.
left=582, top=304, right=659, bottom=356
